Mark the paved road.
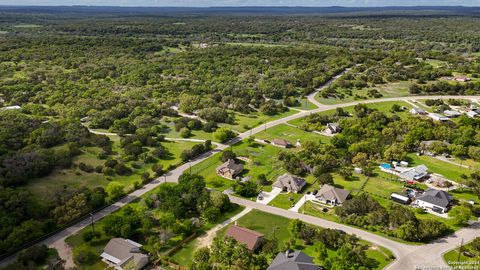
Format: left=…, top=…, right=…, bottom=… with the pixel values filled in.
left=2, top=76, right=480, bottom=268
left=228, top=196, right=480, bottom=270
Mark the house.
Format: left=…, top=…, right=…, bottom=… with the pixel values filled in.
left=429, top=113, right=449, bottom=122
left=443, top=110, right=462, bottom=118
left=225, top=225, right=264, bottom=251
left=467, top=111, right=478, bottom=118
left=216, top=159, right=244, bottom=180
left=100, top=238, right=148, bottom=270
left=316, top=184, right=350, bottom=206
left=272, top=138, right=293, bottom=148
left=273, top=174, right=306, bottom=193
left=267, top=250, right=320, bottom=270
left=399, top=165, right=428, bottom=181
left=454, top=76, right=471, bottom=82
left=415, top=188, right=453, bottom=213
left=326, top=123, right=341, bottom=134
left=391, top=193, right=411, bottom=205
left=0, top=105, right=21, bottom=111
left=410, top=107, right=427, bottom=115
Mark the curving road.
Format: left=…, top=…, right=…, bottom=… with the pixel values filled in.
left=1, top=70, right=479, bottom=269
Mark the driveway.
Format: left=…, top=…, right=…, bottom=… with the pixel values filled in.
left=256, top=187, right=282, bottom=205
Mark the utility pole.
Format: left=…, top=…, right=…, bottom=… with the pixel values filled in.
left=457, top=238, right=464, bottom=262
left=89, top=213, right=95, bottom=234
left=303, top=195, right=307, bottom=214
left=189, top=163, right=192, bottom=174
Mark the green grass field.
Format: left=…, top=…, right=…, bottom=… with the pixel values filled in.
left=26, top=140, right=199, bottom=201
left=254, top=124, right=330, bottom=145
left=220, top=109, right=297, bottom=133
left=288, top=100, right=414, bottom=127
left=407, top=153, right=473, bottom=182
left=290, top=98, right=318, bottom=110
left=191, top=140, right=287, bottom=192
left=363, top=176, right=405, bottom=198
left=315, top=81, right=411, bottom=105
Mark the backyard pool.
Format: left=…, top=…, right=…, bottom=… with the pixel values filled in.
left=380, top=163, right=392, bottom=170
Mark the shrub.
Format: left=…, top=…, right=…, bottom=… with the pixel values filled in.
left=73, top=246, right=97, bottom=265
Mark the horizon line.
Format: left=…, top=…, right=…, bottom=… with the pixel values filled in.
left=0, top=5, right=477, bottom=8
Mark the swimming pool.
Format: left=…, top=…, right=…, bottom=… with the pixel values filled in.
left=380, top=163, right=392, bottom=170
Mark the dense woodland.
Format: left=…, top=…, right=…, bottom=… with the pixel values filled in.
left=1, top=6, right=480, bottom=259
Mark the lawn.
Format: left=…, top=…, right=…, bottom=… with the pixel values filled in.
left=26, top=139, right=199, bottom=201
left=169, top=204, right=246, bottom=266
left=407, top=153, right=473, bottom=182
left=290, top=98, right=318, bottom=110
left=289, top=100, right=414, bottom=127
left=220, top=109, right=297, bottom=133
left=363, top=176, right=405, bottom=199
left=191, top=140, right=288, bottom=193
left=424, top=59, right=448, bottom=68
left=268, top=175, right=318, bottom=209
left=315, top=81, right=412, bottom=105
left=217, top=210, right=393, bottom=269
left=254, top=124, right=330, bottom=145
left=443, top=239, right=479, bottom=267
left=332, top=173, right=367, bottom=194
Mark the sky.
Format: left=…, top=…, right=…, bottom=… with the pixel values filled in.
left=0, top=0, right=479, bottom=6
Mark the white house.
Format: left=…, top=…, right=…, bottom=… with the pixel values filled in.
left=467, top=111, right=478, bottom=118
left=101, top=238, right=149, bottom=270
left=415, top=189, right=453, bottom=213
left=410, top=107, right=427, bottom=115
left=429, top=113, right=449, bottom=122
left=443, top=110, right=462, bottom=118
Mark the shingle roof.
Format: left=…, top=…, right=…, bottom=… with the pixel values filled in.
left=316, top=184, right=350, bottom=204
left=101, top=238, right=147, bottom=266
left=273, top=139, right=292, bottom=146
left=267, top=250, right=319, bottom=270
left=416, top=188, right=453, bottom=208
left=216, top=159, right=244, bottom=175
left=273, top=174, right=306, bottom=191
left=225, top=225, right=264, bottom=251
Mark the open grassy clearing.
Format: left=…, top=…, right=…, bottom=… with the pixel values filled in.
left=255, top=123, right=330, bottom=144
left=224, top=42, right=289, bottom=47
left=190, top=140, right=287, bottom=193
left=169, top=205, right=246, bottom=266
left=423, top=58, right=448, bottom=68
left=26, top=139, right=199, bottom=201
left=216, top=209, right=393, bottom=269
left=13, top=24, right=43, bottom=28
left=290, top=98, right=318, bottom=110
left=315, top=81, right=411, bottom=105
left=407, top=153, right=473, bottom=182
left=288, top=100, right=414, bottom=127
left=220, top=109, right=297, bottom=133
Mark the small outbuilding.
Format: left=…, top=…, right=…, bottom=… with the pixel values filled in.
left=272, top=138, right=293, bottom=148
left=391, top=193, right=410, bottom=205
left=410, top=107, right=427, bottom=115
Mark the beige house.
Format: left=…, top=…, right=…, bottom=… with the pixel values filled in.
left=316, top=184, right=350, bottom=206
left=100, top=238, right=148, bottom=270
left=216, top=159, right=244, bottom=179
left=273, top=174, right=306, bottom=193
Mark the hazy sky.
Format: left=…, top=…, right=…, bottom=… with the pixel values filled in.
left=0, top=0, right=479, bottom=7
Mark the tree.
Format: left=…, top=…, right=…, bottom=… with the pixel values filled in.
left=180, top=127, right=192, bottom=138
left=106, top=182, right=125, bottom=202
left=257, top=174, right=268, bottom=186
left=449, top=205, right=472, bottom=226
left=313, top=242, right=328, bottom=264
left=213, top=127, right=235, bottom=143
left=191, top=247, right=211, bottom=270
left=317, top=173, right=334, bottom=186
left=288, top=219, right=306, bottom=238
left=220, top=150, right=236, bottom=162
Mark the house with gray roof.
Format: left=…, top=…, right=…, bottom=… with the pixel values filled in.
left=216, top=159, right=244, bottom=180
left=316, top=184, right=350, bottom=206
left=415, top=188, right=453, bottom=213
left=399, top=165, right=428, bottom=181
left=100, top=238, right=148, bottom=270
left=273, top=174, right=306, bottom=193
left=267, top=250, right=320, bottom=270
